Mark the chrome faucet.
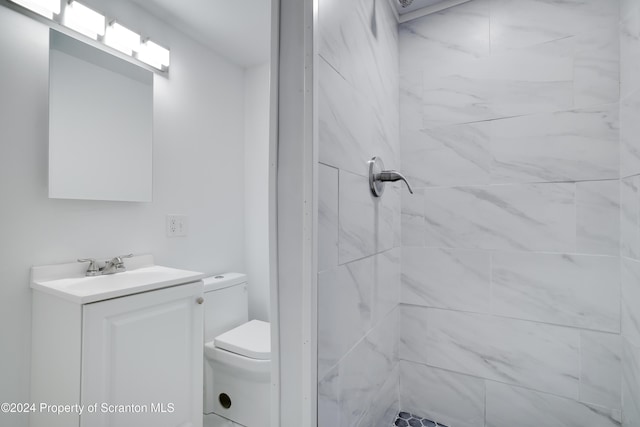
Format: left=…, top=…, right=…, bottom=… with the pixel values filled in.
left=78, top=254, right=133, bottom=276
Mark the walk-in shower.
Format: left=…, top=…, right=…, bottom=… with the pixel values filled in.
left=316, top=0, right=638, bottom=425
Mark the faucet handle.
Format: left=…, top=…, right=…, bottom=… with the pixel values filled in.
left=368, top=156, right=415, bottom=197
left=378, top=170, right=414, bottom=194
left=116, top=253, right=133, bottom=264
left=112, top=253, right=133, bottom=271
left=106, top=253, right=133, bottom=263
left=78, top=258, right=100, bottom=276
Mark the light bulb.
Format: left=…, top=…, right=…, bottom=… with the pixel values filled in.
left=105, top=21, right=140, bottom=56
left=138, top=40, right=170, bottom=70
left=9, top=0, right=60, bottom=19
left=63, top=1, right=105, bottom=40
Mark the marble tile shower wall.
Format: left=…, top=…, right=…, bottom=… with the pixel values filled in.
left=621, top=1, right=640, bottom=426
left=399, top=1, right=631, bottom=426
left=316, top=0, right=401, bottom=426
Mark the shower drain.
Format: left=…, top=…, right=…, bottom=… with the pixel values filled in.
left=393, top=412, right=449, bottom=427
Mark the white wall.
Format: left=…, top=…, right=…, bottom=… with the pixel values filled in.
left=244, top=62, right=271, bottom=321
left=0, top=2, right=246, bottom=425
left=275, top=0, right=316, bottom=424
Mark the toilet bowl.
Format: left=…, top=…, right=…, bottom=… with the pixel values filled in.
left=202, top=274, right=271, bottom=427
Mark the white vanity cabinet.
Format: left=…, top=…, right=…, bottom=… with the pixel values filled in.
left=30, top=256, right=204, bottom=427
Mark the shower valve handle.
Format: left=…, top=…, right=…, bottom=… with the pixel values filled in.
left=376, top=170, right=414, bottom=194
left=368, top=156, right=414, bottom=197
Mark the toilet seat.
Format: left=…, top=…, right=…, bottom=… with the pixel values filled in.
left=203, top=319, right=271, bottom=375
left=214, top=319, right=270, bottom=360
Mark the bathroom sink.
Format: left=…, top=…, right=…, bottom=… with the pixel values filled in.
left=31, top=254, right=203, bottom=304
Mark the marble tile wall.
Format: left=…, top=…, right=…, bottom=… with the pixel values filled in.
left=316, top=0, right=401, bottom=426
left=621, top=2, right=640, bottom=426
left=399, top=1, right=628, bottom=426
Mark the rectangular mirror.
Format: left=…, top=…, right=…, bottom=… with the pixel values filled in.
left=48, top=29, right=153, bottom=202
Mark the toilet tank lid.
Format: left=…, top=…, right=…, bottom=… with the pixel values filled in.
left=202, top=272, right=247, bottom=292
left=214, top=320, right=270, bottom=360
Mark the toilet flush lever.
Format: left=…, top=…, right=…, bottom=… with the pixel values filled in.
left=196, top=297, right=204, bottom=305
left=368, top=156, right=414, bottom=197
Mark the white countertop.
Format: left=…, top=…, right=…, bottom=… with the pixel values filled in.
left=31, top=255, right=204, bottom=304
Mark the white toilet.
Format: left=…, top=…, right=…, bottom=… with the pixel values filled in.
left=202, top=273, right=271, bottom=427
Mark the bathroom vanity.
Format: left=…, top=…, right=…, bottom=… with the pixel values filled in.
left=30, top=255, right=204, bottom=427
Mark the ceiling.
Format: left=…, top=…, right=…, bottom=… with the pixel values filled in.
left=124, top=0, right=456, bottom=66
left=394, top=0, right=454, bottom=15
left=129, top=0, right=271, bottom=67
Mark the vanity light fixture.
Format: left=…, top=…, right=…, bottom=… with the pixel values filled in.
left=104, top=21, right=140, bottom=55
left=137, top=39, right=170, bottom=70
left=8, top=0, right=170, bottom=73
left=63, top=1, right=105, bottom=40
left=9, top=0, right=60, bottom=18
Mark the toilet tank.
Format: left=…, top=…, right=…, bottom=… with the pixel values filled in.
left=203, top=273, right=249, bottom=343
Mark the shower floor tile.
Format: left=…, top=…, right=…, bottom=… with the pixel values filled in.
left=392, top=412, right=448, bottom=427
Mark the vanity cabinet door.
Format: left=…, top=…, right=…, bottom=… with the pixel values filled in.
left=80, top=282, right=203, bottom=427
